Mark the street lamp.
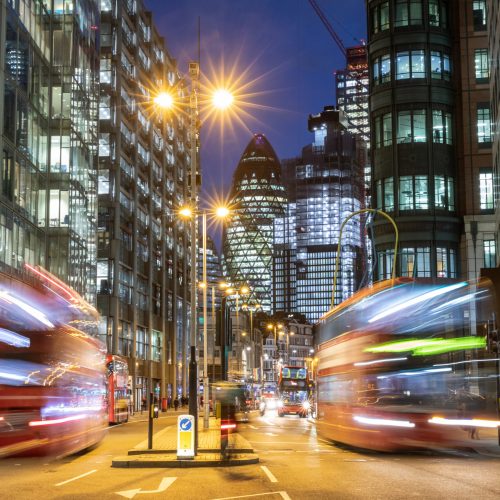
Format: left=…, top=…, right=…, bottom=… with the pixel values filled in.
left=180, top=206, right=230, bottom=430
left=156, top=67, right=235, bottom=445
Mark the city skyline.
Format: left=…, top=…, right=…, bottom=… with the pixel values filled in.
left=146, top=0, right=367, bottom=204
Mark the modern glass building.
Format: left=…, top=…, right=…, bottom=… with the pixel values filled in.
left=223, top=134, right=287, bottom=311
left=368, top=0, right=461, bottom=280
left=368, top=0, right=496, bottom=281
left=96, top=0, right=192, bottom=408
left=274, top=107, right=366, bottom=323
left=0, top=0, right=99, bottom=302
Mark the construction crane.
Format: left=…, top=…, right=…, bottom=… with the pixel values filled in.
left=307, top=0, right=370, bottom=144
left=308, top=0, right=346, bottom=57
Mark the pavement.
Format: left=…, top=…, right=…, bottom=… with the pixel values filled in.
left=112, top=411, right=259, bottom=468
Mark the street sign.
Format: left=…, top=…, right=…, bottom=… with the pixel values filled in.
left=177, top=414, right=195, bottom=459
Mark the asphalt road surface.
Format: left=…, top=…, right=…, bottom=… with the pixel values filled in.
left=1, top=410, right=500, bottom=499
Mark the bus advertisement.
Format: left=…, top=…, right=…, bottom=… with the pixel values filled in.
left=277, top=366, right=310, bottom=418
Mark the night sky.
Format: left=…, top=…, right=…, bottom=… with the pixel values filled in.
left=145, top=0, right=367, bottom=239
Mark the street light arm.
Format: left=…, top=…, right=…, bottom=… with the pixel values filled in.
left=331, top=209, right=399, bottom=309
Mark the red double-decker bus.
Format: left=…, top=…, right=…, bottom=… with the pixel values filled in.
left=277, top=366, right=311, bottom=418
left=106, top=354, right=129, bottom=424
left=0, top=266, right=107, bottom=458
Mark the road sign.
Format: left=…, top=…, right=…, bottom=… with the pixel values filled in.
left=177, top=414, right=195, bottom=459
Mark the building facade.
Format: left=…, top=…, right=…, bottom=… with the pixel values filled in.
left=368, top=0, right=462, bottom=280
left=96, top=0, right=192, bottom=408
left=335, top=45, right=370, bottom=147
left=457, top=0, right=495, bottom=279
left=274, top=107, right=367, bottom=323
left=489, top=0, right=500, bottom=263
left=0, top=0, right=99, bottom=301
left=223, top=133, right=287, bottom=311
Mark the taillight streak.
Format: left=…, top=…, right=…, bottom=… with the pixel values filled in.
left=29, top=414, right=87, bottom=427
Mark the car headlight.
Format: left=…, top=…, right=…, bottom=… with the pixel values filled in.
left=277, top=400, right=284, bottom=408
left=302, top=401, right=311, bottom=410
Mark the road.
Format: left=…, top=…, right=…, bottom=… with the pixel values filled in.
left=1, top=410, right=500, bottom=499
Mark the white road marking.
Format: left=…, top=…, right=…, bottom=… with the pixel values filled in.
left=116, top=477, right=177, bottom=498
left=248, top=425, right=258, bottom=429
left=55, top=469, right=97, bottom=487
left=211, top=492, right=291, bottom=500
left=265, top=432, right=278, bottom=436
left=261, top=465, right=278, bottom=483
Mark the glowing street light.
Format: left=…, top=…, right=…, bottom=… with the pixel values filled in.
left=153, top=91, right=174, bottom=109
left=212, top=88, right=234, bottom=110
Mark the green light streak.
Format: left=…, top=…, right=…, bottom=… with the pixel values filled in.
left=364, top=336, right=486, bottom=356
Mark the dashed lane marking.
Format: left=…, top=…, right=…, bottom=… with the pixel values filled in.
left=261, top=465, right=278, bottom=483
left=55, top=469, right=97, bottom=487
left=211, top=492, right=291, bottom=500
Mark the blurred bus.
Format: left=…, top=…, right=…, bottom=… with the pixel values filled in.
left=106, top=354, right=129, bottom=424
left=0, top=268, right=106, bottom=458
left=277, top=366, right=310, bottom=417
left=0, top=325, right=107, bottom=457
left=316, top=278, right=500, bottom=451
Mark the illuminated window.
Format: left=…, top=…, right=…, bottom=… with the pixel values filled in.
left=399, top=175, right=428, bottom=210
left=430, top=51, right=451, bottom=80
left=432, top=109, right=452, bottom=144
left=372, top=54, right=391, bottom=85
left=396, top=50, right=425, bottom=80
left=429, top=0, right=448, bottom=28
left=436, top=247, right=456, bottom=278
left=400, top=247, right=431, bottom=277
left=434, top=175, right=455, bottom=211
left=477, top=106, right=492, bottom=143
left=372, top=1, right=390, bottom=34
left=475, top=49, right=489, bottom=82
left=374, top=112, right=392, bottom=148
left=484, top=240, right=496, bottom=268
left=479, top=170, right=494, bottom=210
left=395, top=0, right=423, bottom=27
left=472, top=1, right=487, bottom=31
left=397, top=110, right=427, bottom=143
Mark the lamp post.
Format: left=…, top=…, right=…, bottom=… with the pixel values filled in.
left=156, top=72, right=235, bottom=446
left=266, top=321, right=284, bottom=383
left=181, top=207, right=230, bottom=430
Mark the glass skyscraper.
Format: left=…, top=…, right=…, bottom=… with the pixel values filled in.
left=223, top=134, right=287, bottom=311
left=274, top=107, right=367, bottom=323
left=1, top=0, right=99, bottom=302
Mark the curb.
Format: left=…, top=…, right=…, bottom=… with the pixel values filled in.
left=112, top=454, right=259, bottom=468
left=128, top=447, right=254, bottom=455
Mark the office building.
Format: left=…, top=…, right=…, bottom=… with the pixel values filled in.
left=223, top=133, right=287, bottom=311
left=0, top=0, right=99, bottom=302
left=367, top=0, right=461, bottom=280
left=367, top=0, right=496, bottom=282
left=274, top=107, right=367, bottom=323
left=96, top=0, right=192, bottom=408
left=458, top=0, right=495, bottom=278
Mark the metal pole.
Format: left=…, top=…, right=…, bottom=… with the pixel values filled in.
left=203, top=213, right=210, bottom=429
left=188, top=62, right=199, bottom=452
left=212, top=286, right=216, bottom=381
left=148, top=392, right=154, bottom=450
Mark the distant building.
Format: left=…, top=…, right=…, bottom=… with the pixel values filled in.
left=335, top=45, right=370, bottom=147
left=96, top=0, right=192, bottom=409
left=274, top=107, right=367, bottom=323
left=223, top=134, right=287, bottom=311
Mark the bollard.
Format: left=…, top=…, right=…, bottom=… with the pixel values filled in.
left=148, top=392, right=154, bottom=449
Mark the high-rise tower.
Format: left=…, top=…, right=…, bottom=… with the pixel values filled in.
left=274, top=107, right=367, bottom=323
left=223, top=134, right=287, bottom=311
left=368, top=0, right=461, bottom=280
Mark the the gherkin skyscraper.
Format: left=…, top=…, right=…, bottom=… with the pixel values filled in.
left=223, top=134, right=287, bottom=311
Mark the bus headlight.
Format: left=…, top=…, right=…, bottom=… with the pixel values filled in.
left=302, top=401, right=311, bottom=410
